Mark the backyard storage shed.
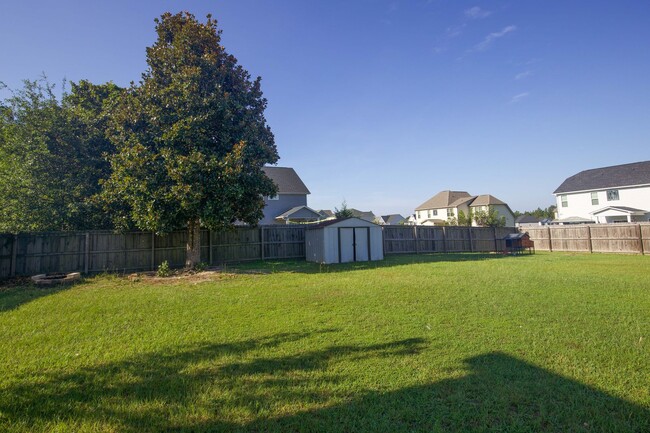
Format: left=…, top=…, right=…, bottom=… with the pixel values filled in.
left=306, top=217, right=384, bottom=264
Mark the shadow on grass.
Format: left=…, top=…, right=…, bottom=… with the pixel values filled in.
left=1, top=330, right=647, bottom=432
left=231, top=252, right=532, bottom=275
left=0, top=280, right=73, bottom=313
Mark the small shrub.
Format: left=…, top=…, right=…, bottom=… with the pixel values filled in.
left=194, top=262, right=208, bottom=272
left=157, top=260, right=171, bottom=277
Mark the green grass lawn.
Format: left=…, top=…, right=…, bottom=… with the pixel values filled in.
left=1, top=252, right=649, bottom=432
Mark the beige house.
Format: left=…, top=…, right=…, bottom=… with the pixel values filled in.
left=414, top=190, right=515, bottom=227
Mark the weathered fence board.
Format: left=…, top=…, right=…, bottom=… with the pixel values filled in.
left=382, top=226, right=517, bottom=255
left=522, top=223, right=649, bottom=254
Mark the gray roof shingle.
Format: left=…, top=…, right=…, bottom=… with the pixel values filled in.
left=554, top=160, right=650, bottom=194
left=262, top=166, right=310, bottom=195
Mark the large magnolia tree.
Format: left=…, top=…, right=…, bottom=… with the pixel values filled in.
left=103, top=12, right=278, bottom=267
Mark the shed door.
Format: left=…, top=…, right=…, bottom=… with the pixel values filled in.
left=354, top=228, right=369, bottom=261
left=339, top=228, right=355, bottom=263
left=338, top=227, right=370, bottom=263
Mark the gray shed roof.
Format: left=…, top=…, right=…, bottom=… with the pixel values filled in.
left=262, top=166, right=310, bottom=195
left=554, top=160, right=650, bottom=194
left=515, top=215, right=541, bottom=224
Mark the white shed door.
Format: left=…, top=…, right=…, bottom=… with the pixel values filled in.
left=340, top=228, right=355, bottom=263
left=354, top=228, right=369, bottom=261
left=339, top=227, right=370, bottom=263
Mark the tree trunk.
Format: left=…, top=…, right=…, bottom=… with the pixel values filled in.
left=186, top=218, right=201, bottom=268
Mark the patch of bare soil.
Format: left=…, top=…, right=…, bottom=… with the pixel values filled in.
left=127, top=267, right=270, bottom=284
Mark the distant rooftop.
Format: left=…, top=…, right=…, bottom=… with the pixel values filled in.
left=554, top=160, right=650, bottom=194
left=262, top=166, right=310, bottom=195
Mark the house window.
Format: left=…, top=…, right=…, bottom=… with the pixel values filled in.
left=561, top=195, right=568, bottom=207
left=267, top=195, right=279, bottom=201
left=606, top=190, right=619, bottom=201
left=447, top=208, right=455, bottom=217
left=591, top=192, right=599, bottom=206
left=432, top=209, right=438, bottom=216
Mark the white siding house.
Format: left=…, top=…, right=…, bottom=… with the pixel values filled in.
left=414, top=190, right=515, bottom=227
left=554, top=161, right=650, bottom=223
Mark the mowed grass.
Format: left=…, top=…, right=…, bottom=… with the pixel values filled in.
left=0, top=253, right=649, bottom=432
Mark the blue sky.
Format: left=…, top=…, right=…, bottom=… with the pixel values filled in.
left=2, top=1, right=649, bottom=216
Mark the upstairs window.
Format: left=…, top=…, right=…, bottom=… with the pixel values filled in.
left=591, top=192, right=599, bottom=206
left=428, top=210, right=432, bottom=218
left=607, top=190, right=619, bottom=201
left=561, top=195, right=568, bottom=207
left=432, top=209, right=438, bottom=216
left=447, top=208, right=455, bottom=217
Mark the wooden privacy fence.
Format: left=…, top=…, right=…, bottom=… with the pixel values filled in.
left=0, top=224, right=520, bottom=279
left=0, top=226, right=306, bottom=279
left=382, top=226, right=517, bottom=254
left=522, top=224, right=650, bottom=254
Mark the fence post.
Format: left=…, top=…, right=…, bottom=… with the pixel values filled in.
left=468, top=227, right=474, bottom=252
left=10, top=234, right=18, bottom=277
left=413, top=225, right=419, bottom=254
left=547, top=226, right=553, bottom=252
left=493, top=227, right=498, bottom=253
left=208, top=230, right=213, bottom=265
left=637, top=224, right=644, bottom=254
left=586, top=226, right=593, bottom=253
left=151, top=232, right=155, bottom=271
left=442, top=227, right=447, bottom=253
left=260, top=226, right=265, bottom=260
left=84, top=232, right=90, bottom=274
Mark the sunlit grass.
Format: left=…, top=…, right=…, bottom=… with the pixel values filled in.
left=1, top=253, right=649, bottom=432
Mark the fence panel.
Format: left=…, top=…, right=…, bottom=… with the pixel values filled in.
left=522, top=227, right=551, bottom=251
left=590, top=224, right=643, bottom=254
left=382, top=226, right=416, bottom=254
left=417, top=226, right=445, bottom=253
left=444, top=227, right=471, bottom=252
left=264, top=226, right=305, bottom=260
left=642, top=225, right=650, bottom=254
left=211, top=227, right=262, bottom=263
left=0, top=235, right=13, bottom=279
left=17, top=232, right=86, bottom=276
left=549, top=226, right=591, bottom=252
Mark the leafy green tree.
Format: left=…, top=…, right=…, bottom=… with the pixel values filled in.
left=334, top=200, right=354, bottom=219
left=473, top=207, right=506, bottom=227
left=0, top=78, right=119, bottom=232
left=102, top=12, right=278, bottom=267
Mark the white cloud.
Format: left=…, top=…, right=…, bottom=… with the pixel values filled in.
left=464, top=6, right=491, bottom=20
left=515, top=70, right=532, bottom=80
left=473, top=25, right=517, bottom=51
left=509, top=92, right=530, bottom=103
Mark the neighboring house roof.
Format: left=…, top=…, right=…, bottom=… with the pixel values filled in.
left=275, top=205, right=322, bottom=220
left=415, top=191, right=472, bottom=210
left=589, top=206, right=648, bottom=216
left=553, top=160, right=650, bottom=194
left=515, top=215, right=541, bottom=224
left=552, top=216, right=594, bottom=224
left=318, top=209, right=335, bottom=218
left=262, top=166, right=311, bottom=195
left=470, top=194, right=507, bottom=206
left=349, top=209, right=376, bottom=222
left=381, top=214, right=406, bottom=225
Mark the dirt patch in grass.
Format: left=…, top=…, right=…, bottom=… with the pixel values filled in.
left=127, top=267, right=271, bottom=285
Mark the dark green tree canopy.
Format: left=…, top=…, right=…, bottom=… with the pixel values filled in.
left=102, top=12, right=279, bottom=234
left=0, top=78, right=120, bottom=232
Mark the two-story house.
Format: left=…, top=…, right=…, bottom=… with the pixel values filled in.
left=414, top=190, right=515, bottom=226
left=553, top=160, right=650, bottom=223
left=261, top=166, right=322, bottom=224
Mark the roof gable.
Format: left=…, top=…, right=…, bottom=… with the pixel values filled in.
left=470, top=194, right=507, bottom=206
left=415, top=191, right=472, bottom=211
left=262, top=166, right=310, bottom=195
left=554, top=160, right=650, bottom=194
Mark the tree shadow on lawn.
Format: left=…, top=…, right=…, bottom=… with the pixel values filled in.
left=1, top=331, right=647, bottom=433
left=234, top=252, right=532, bottom=275
left=0, top=280, right=74, bottom=313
